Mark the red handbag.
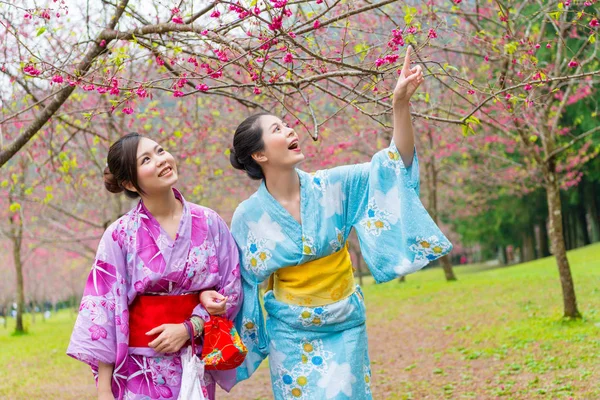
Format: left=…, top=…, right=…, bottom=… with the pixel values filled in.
left=201, top=316, right=247, bottom=370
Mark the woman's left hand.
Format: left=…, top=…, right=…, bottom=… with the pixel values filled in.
left=393, top=45, right=424, bottom=105
left=146, top=323, right=189, bottom=354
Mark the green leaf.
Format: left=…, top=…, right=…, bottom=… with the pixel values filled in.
left=36, top=26, right=46, bottom=36
left=504, top=42, right=518, bottom=55
left=9, top=202, right=21, bottom=213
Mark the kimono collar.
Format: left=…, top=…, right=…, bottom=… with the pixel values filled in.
left=136, top=188, right=189, bottom=240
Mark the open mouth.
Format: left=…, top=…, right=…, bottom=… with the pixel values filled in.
left=288, top=140, right=300, bottom=151
left=158, top=166, right=173, bottom=177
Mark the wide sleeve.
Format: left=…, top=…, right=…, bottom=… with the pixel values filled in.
left=212, top=214, right=243, bottom=320
left=66, top=224, right=128, bottom=370
left=332, top=141, right=452, bottom=283
left=205, top=214, right=244, bottom=391
left=229, top=208, right=269, bottom=385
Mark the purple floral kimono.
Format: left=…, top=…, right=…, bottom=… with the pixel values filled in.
left=67, top=190, right=242, bottom=399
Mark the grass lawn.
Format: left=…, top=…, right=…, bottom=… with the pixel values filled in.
left=1, top=243, right=599, bottom=399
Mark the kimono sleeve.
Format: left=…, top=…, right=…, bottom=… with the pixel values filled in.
left=211, top=214, right=243, bottom=320
left=67, top=224, right=128, bottom=369
left=229, top=208, right=269, bottom=384
left=334, top=141, right=452, bottom=283
left=205, top=214, right=244, bottom=391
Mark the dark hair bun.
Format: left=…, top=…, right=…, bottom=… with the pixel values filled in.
left=229, top=148, right=245, bottom=171
left=231, top=113, right=269, bottom=181
left=104, top=166, right=124, bottom=194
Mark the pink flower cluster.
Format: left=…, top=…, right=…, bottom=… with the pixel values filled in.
left=375, top=54, right=399, bottom=67
left=23, top=65, right=42, bottom=76
left=388, top=29, right=405, bottom=49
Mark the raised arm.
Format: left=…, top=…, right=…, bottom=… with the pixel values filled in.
left=392, top=45, right=424, bottom=167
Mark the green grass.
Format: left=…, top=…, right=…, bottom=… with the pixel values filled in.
left=0, top=310, right=95, bottom=399
left=361, top=242, right=600, bottom=399
left=2, top=243, right=599, bottom=399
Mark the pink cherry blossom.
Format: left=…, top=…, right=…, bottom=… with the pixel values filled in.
left=136, top=87, right=148, bottom=98
left=196, top=84, right=209, bottom=92
left=173, top=90, right=185, bottom=97
left=283, top=52, right=294, bottom=63
left=590, top=19, right=599, bottom=28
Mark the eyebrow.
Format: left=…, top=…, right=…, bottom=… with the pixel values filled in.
left=137, top=144, right=160, bottom=160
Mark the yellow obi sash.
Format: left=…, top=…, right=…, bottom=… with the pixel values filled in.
left=269, top=244, right=355, bottom=306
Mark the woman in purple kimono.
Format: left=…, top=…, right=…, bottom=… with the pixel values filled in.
left=67, top=133, right=242, bottom=400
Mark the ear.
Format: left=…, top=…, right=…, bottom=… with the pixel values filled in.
left=251, top=151, right=268, bottom=164
left=122, top=181, right=137, bottom=193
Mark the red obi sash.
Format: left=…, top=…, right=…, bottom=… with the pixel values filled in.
left=129, top=293, right=199, bottom=348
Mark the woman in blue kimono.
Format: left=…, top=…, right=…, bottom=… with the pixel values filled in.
left=229, top=46, right=452, bottom=399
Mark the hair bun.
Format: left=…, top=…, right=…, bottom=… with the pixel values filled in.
left=103, top=166, right=124, bottom=194
left=229, top=148, right=245, bottom=171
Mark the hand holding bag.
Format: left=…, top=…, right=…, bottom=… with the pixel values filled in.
left=201, top=316, right=247, bottom=370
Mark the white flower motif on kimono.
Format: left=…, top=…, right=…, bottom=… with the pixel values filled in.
left=310, top=170, right=328, bottom=192
left=248, top=212, right=285, bottom=250
left=269, top=341, right=288, bottom=370
left=373, top=186, right=400, bottom=224
left=393, top=256, right=429, bottom=277
left=298, top=306, right=329, bottom=327
left=317, top=361, right=357, bottom=399
left=320, top=181, right=345, bottom=219
left=381, top=145, right=404, bottom=176
left=241, top=317, right=259, bottom=345
left=409, top=235, right=452, bottom=263
left=364, top=364, right=372, bottom=396
left=299, top=339, right=332, bottom=374
left=273, top=338, right=333, bottom=399
left=301, top=235, right=316, bottom=256
left=244, top=232, right=272, bottom=274
left=329, top=228, right=344, bottom=252
left=359, top=199, right=391, bottom=236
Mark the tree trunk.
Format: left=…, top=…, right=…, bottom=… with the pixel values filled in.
left=546, top=168, right=581, bottom=318
left=424, top=135, right=457, bottom=281
left=440, top=255, right=456, bottom=281
left=356, top=255, right=364, bottom=287
left=522, top=228, right=535, bottom=262
left=537, top=221, right=551, bottom=257
left=498, top=246, right=507, bottom=265
left=12, top=228, right=25, bottom=334
left=562, top=201, right=573, bottom=250
left=586, top=180, right=600, bottom=242
left=577, top=181, right=591, bottom=246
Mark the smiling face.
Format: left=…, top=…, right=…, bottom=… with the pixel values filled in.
left=126, top=137, right=178, bottom=196
left=252, top=114, right=305, bottom=171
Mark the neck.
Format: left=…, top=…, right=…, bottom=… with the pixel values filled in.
left=140, top=188, right=180, bottom=218
left=263, top=166, right=300, bottom=202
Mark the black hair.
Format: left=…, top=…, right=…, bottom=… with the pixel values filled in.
left=230, top=112, right=271, bottom=180
left=103, top=132, right=145, bottom=198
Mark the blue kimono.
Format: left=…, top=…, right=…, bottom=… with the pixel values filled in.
left=231, top=141, right=452, bottom=399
